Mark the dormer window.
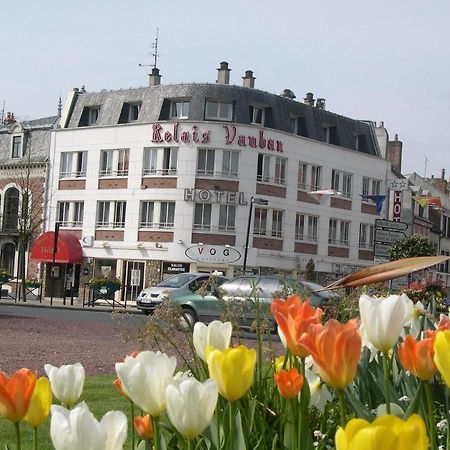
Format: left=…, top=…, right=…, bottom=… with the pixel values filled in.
left=11, top=135, right=23, bottom=158
left=249, top=106, right=265, bottom=125
left=79, top=106, right=100, bottom=127
left=205, top=100, right=233, bottom=121
left=170, top=100, right=190, bottom=119
left=323, top=125, right=339, bottom=145
left=118, top=102, right=141, bottom=123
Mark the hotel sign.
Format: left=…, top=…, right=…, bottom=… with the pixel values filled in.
left=184, top=189, right=248, bottom=204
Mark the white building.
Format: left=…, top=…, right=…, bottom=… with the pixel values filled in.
left=40, top=62, right=397, bottom=299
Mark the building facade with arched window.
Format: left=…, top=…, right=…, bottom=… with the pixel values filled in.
left=47, top=62, right=400, bottom=301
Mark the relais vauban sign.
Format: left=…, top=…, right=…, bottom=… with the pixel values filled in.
left=185, top=244, right=241, bottom=264
left=151, top=123, right=284, bottom=152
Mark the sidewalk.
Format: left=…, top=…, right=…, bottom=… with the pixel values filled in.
left=0, top=293, right=139, bottom=314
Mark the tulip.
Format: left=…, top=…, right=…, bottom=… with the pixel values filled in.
left=274, top=368, right=304, bottom=399
left=335, top=414, right=429, bottom=450
left=271, top=295, right=323, bottom=358
left=112, top=378, right=128, bottom=400
left=304, top=367, right=332, bottom=413
left=24, top=377, right=53, bottom=427
left=0, top=368, right=37, bottom=422
left=193, top=320, right=233, bottom=362
left=434, top=330, right=450, bottom=387
left=44, top=363, right=85, bottom=408
left=398, top=332, right=436, bottom=380
left=359, top=294, right=413, bottom=353
left=298, top=319, right=361, bottom=389
left=134, top=415, right=153, bottom=440
left=206, top=345, right=256, bottom=401
left=50, top=401, right=127, bottom=450
left=436, top=314, right=450, bottom=332
left=274, top=355, right=293, bottom=372
left=115, top=350, right=176, bottom=416
left=165, top=377, right=218, bottom=439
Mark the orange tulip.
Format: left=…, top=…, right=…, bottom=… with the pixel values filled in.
left=298, top=319, right=361, bottom=389
left=134, top=414, right=153, bottom=440
left=113, top=378, right=129, bottom=399
left=274, top=368, right=304, bottom=399
left=271, top=295, right=323, bottom=358
left=398, top=332, right=437, bottom=381
left=0, top=368, right=37, bottom=422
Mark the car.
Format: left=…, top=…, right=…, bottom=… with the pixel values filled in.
left=163, top=275, right=340, bottom=330
left=136, top=272, right=229, bottom=316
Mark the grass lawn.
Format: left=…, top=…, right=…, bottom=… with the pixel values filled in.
left=0, top=375, right=137, bottom=449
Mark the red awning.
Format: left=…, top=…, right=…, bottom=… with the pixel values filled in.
left=30, top=231, right=83, bottom=264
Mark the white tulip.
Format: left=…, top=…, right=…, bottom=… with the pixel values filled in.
left=50, top=401, right=127, bottom=450
left=44, top=363, right=85, bottom=408
left=115, top=350, right=176, bottom=416
left=166, top=377, right=218, bottom=439
left=359, top=293, right=413, bottom=354
left=193, top=320, right=232, bottom=361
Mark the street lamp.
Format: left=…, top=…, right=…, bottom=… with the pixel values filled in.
left=243, top=197, right=268, bottom=273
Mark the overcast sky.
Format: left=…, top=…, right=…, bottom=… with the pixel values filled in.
left=2, top=0, right=449, bottom=177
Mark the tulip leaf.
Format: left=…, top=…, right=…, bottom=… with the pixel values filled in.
left=232, top=408, right=247, bottom=450
left=344, top=388, right=375, bottom=421
left=325, top=256, right=450, bottom=289
left=403, top=382, right=422, bottom=419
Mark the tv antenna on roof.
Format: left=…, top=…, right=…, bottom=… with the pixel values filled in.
left=139, top=28, right=159, bottom=69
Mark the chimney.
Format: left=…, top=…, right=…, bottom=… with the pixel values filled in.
left=216, top=61, right=231, bottom=85
left=316, top=98, right=326, bottom=110
left=442, top=169, right=446, bottom=180
left=4, top=112, right=16, bottom=124
left=149, top=67, right=162, bottom=86
left=304, top=92, right=315, bottom=106
left=242, top=70, right=255, bottom=88
left=386, top=134, right=403, bottom=173
left=280, top=89, right=296, bottom=100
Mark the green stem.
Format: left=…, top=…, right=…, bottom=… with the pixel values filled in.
left=300, top=357, right=306, bottom=376
left=187, top=439, right=194, bottom=450
left=14, top=421, right=21, bottom=450
left=337, top=389, right=347, bottom=426
left=130, top=401, right=135, bottom=450
left=290, top=399, right=298, bottom=450
left=424, top=381, right=437, bottom=450
left=228, top=401, right=235, bottom=450
left=33, top=427, right=37, bottom=450
left=383, top=353, right=391, bottom=414
left=153, top=415, right=160, bottom=450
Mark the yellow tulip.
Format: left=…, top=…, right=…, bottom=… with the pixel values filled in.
left=434, top=330, right=450, bottom=387
left=335, top=414, right=428, bottom=450
left=24, top=377, right=53, bottom=428
left=206, top=345, right=256, bottom=401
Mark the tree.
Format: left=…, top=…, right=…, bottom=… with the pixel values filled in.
left=389, top=234, right=436, bottom=261
left=303, top=258, right=316, bottom=281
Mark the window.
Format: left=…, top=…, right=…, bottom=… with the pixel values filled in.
left=323, top=125, right=339, bottom=145
left=2, top=188, right=19, bottom=231
left=329, top=218, right=350, bottom=246
left=159, top=202, right=175, bottom=228
left=97, top=201, right=126, bottom=228
left=249, top=106, right=265, bottom=125
left=274, top=157, right=287, bottom=185
left=60, top=152, right=87, bottom=178
left=271, top=210, right=283, bottom=237
left=140, top=201, right=154, bottom=228
left=100, top=149, right=129, bottom=177
left=194, top=204, right=212, bottom=231
left=298, top=163, right=308, bottom=189
left=359, top=223, right=374, bottom=249
left=118, top=102, right=141, bottom=123
left=197, top=149, right=215, bottom=176
left=443, top=215, right=450, bottom=239
left=205, top=100, right=233, bottom=121
left=11, top=135, right=23, bottom=158
left=219, top=205, right=236, bottom=232
left=257, top=154, right=271, bottom=182
left=143, top=147, right=178, bottom=176
left=311, top=165, right=322, bottom=191
left=355, top=134, right=368, bottom=152
left=170, top=100, right=190, bottom=119
left=79, top=106, right=100, bottom=126
left=222, top=150, right=239, bottom=177
left=362, top=177, right=382, bottom=197
left=332, top=169, right=352, bottom=198
left=295, top=213, right=318, bottom=242
left=254, top=207, right=267, bottom=235
left=298, top=163, right=322, bottom=191
left=57, top=201, right=84, bottom=227
left=290, top=116, right=308, bottom=137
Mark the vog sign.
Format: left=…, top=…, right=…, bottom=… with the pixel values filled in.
left=185, top=245, right=241, bottom=263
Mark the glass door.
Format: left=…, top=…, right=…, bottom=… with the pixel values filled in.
left=122, top=261, right=145, bottom=303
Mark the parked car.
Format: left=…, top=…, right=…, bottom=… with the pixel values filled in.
left=162, top=275, right=340, bottom=330
left=136, top=272, right=229, bottom=315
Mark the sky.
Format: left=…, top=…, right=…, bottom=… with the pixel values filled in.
left=1, top=0, right=449, bottom=177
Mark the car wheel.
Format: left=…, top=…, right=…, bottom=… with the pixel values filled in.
left=179, top=307, right=198, bottom=331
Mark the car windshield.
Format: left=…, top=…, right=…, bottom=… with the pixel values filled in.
left=158, top=273, right=198, bottom=288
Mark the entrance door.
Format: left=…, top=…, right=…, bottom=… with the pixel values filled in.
left=122, top=261, right=145, bottom=303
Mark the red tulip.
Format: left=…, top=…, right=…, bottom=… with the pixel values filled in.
left=274, top=368, right=304, bottom=399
